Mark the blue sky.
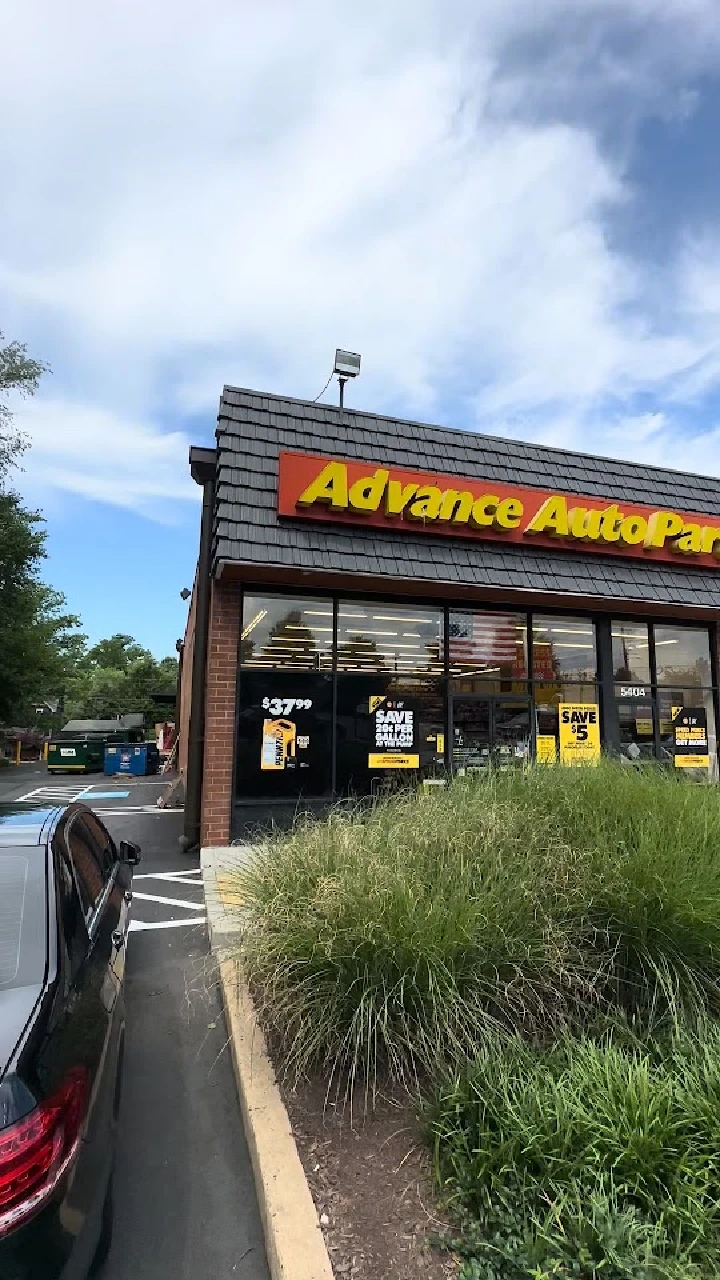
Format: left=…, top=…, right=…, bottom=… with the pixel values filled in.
left=3, top=0, right=720, bottom=656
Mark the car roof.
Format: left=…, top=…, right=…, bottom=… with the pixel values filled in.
left=0, top=803, right=61, bottom=848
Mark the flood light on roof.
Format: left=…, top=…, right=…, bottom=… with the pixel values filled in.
left=334, top=349, right=361, bottom=378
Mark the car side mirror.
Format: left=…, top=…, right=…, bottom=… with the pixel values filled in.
left=118, top=840, right=142, bottom=866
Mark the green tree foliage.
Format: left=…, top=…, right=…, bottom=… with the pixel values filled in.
left=64, top=634, right=177, bottom=729
left=0, top=333, right=85, bottom=726
left=0, top=329, right=48, bottom=476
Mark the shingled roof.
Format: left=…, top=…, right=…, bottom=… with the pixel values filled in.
left=211, top=386, right=720, bottom=610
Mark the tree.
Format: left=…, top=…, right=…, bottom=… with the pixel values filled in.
left=0, top=490, right=84, bottom=724
left=0, top=330, right=49, bottom=478
left=65, top=634, right=178, bottom=729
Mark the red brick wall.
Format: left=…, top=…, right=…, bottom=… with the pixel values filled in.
left=201, top=578, right=241, bottom=847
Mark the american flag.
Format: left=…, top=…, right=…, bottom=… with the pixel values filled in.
left=447, top=613, right=524, bottom=666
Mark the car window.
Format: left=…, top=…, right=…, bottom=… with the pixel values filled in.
left=81, top=812, right=115, bottom=879
left=0, top=849, right=47, bottom=989
left=67, top=817, right=105, bottom=920
left=53, top=835, right=88, bottom=974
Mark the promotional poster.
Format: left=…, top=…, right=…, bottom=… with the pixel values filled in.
left=558, top=704, right=601, bottom=766
left=368, top=694, right=419, bottom=769
left=672, top=706, right=710, bottom=769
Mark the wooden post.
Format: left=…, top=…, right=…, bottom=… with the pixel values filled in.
left=14, top=738, right=21, bottom=766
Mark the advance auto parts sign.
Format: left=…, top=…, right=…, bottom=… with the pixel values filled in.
left=368, top=695, right=419, bottom=769
left=673, top=705, right=710, bottom=769
left=277, top=451, right=720, bottom=570
left=558, top=704, right=601, bottom=766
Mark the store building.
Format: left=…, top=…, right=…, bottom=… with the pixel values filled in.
left=180, top=386, right=720, bottom=848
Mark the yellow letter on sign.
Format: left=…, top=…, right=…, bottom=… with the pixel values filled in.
left=296, top=460, right=349, bottom=511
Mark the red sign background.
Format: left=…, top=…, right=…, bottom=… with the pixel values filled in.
left=277, top=450, right=720, bottom=570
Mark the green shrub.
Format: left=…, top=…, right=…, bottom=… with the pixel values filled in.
left=233, top=762, right=720, bottom=1085
left=428, top=1021, right=720, bottom=1278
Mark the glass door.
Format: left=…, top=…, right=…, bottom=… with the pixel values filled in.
left=451, top=697, right=531, bottom=772
left=451, top=697, right=492, bottom=773
left=493, top=698, right=532, bottom=766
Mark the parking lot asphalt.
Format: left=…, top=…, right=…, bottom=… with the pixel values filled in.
left=1, top=766, right=269, bottom=1280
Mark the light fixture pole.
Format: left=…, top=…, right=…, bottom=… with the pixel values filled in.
left=333, top=349, right=361, bottom=408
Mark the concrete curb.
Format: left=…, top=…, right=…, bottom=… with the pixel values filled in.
left=201, top=847, right=335, bottom=1280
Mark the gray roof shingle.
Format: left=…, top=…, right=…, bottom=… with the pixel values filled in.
left=210, top=387, right=720, bottom=610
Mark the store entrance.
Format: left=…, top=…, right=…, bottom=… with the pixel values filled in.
left=450, top=696, right=532, bottom=773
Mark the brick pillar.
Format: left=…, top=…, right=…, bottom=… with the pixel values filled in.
left=201, top=578, right=241, bottom=847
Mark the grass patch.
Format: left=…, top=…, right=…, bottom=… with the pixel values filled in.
left=428, top=1019, right=720, bottom=1278
left=234, top=762, right=720, bottom=1087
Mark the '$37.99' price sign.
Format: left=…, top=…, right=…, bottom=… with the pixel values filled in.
left=262, top=696, right=313, bottom=716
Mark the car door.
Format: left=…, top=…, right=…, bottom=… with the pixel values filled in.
left=44, top=812, right=123, bottom=1141
left=81, top=810, right=132, bottom=988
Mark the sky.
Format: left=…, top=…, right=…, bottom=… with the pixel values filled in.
left=3, top=0, right=720, bottom=656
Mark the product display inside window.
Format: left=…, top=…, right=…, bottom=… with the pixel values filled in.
left=241, top=594, right=333, bottom=669
left=532, top=617, right=597, bottom=680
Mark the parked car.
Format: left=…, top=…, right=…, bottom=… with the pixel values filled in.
left=0, top=802, right=140, bottom=1279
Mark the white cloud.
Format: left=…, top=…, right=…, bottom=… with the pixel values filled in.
left=13, top=399, right=198, bottom=518
left=2, top=0, right=720, bottom=504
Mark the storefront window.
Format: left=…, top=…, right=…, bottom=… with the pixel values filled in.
left=534, top=682, right=598, bottom=763
left=447, top=610, right=527, bottom=683
left=241, top=595, right=333, bottom=669
left=532, top=617, right=597, bottom=680
left=336, top=602, right=443, bottom=675
left=614, top=686, right=656, bottom=761
left=611, top=622, right=650, bottom=683
left=236, top=669, right=333, bottom=798
left=335, top=673, right=444, bottom=794
left=654, top=625, right=712, bottom=688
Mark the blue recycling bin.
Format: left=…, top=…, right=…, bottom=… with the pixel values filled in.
left=104, top=742, right=160, bottom=776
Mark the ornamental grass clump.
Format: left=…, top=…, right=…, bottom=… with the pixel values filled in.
left=233, top=761, right=720, bottom=1085
left=427, top=1019, right=720, bottom=1278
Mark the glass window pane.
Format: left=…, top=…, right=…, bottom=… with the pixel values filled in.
left=611, top=622, right=651, bottom=683
left=241, top=595, right=333, bottom=669
left=534, top=683, right=598, bottom=762
left=236, top=670, right=333, bottom=798
left=447, top=610, right=527, bottom=680
left=335, top=673, right=444, bottom=794
left=657, top=688, right=717, bottom=779
left=613, top=686, right=656, bottom=761
left=532, top=616, right=597, bottom=680
left=654, top=626, right=712, bottom=688
left=336, top=602, right=443, bottom=675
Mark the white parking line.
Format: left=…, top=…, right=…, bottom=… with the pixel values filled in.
left=132, top=891, right=204, bottom=911
left=134, top=870, right=202, bottom=883
left=92, top=806, right=180, bottom=815
left=17, top=785, right=89, bottom=802
left=129, top=916, right=206, bottom=933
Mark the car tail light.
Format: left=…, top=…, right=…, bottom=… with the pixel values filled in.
left=0, top=1067, right=89, bottom=1238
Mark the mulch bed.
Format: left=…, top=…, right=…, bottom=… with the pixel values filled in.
left=282, top=1078, right=459, bottom=1280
